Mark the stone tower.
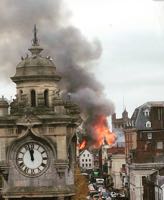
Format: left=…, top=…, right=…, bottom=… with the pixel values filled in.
left=0, top=26, right=81, bottom=200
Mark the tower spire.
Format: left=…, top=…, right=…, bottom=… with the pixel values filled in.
left=29, top=25, right=43, bottom=55
left=32, top=24, right=39, bottom=46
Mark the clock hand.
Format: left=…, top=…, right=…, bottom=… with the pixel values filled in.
left=29, top=149, right=34, bottom=162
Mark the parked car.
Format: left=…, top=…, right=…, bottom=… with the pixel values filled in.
left=109, top=191, right=117, bottom=198
left=88, top=183, right=96, bottom=192
left=96, top=178, right=104, bottom=185
left=92, top=194, right=101, bottom=200
left=89, top=191, right=100, bottom=199
left=101, top=191, right=109, bottom=199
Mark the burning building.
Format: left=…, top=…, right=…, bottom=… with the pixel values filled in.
left=0, top=1, right=117, bottom=198
left=78, top=115, right=116, bottom=150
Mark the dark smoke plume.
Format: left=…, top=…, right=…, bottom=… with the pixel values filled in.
left=0, top=0, right=115, bottom=144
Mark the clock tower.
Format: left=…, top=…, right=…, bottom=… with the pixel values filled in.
left=0, top=26, right=81, bottom=200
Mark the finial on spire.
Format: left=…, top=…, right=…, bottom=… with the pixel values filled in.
left=29, top=25, right=43, bottom=55
left=32, top=24, right=39, bottom=46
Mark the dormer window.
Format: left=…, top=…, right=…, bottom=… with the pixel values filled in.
left=146, top=121, right=151, bottom=128
left=144, top=109, right=150, bottom=117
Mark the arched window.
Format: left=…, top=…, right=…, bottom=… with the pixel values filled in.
left=31, top=90, right=36, bottom=107
left=19, top=90, right=23, bottom=100
left=143, top=108, right=150, bottom=117
left=146, top=121, right=151, bottom=128
left=0, top=175, right=3, bottom=189
left=44, top=89, right=49, bottom=107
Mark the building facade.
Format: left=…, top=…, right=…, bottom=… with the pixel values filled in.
left=0, top=27, right=81, bottom=200
left=112, top=109, right=131, bottom=143
left=79, top=149, right=94, bottom=170
left=124, top=101, right=164, bottom=200
left=111, top=154, right=126, bottom=189
left=111, top=110, right=128, bottom=189
left=108, top=145, right=126, bottom=189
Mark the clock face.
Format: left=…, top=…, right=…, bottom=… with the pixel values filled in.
left=16, top=142, right=49, bottom=177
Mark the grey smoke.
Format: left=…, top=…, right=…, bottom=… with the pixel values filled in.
left=0, top=0, right=115, bottom=134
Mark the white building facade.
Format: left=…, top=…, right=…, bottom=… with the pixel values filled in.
left=129, top=163, right=164, bottom=200
left=79, top=149, right=94, bottom=170
left=111, top=154, right=126, bottom=189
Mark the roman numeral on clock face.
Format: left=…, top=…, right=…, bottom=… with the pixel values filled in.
left=19, top=162, right=25, bottom=168
left=17, top=157, right=23, bottom=162
left=41, top=163, right=46, bottom=168
left=31, top=169, right=35, bottom=175
left=24, top=167, right=29, bottom=174
left=16, top=142, right=49, bottom=177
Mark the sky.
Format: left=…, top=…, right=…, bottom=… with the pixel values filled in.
left=65, top=0, right=164, bottom=117
left=0, top=0, right=164, bottom=118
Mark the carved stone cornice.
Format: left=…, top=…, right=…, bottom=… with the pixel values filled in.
left=54, top=160, right=69, bottom=178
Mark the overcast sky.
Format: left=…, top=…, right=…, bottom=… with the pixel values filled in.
left=0, top=0, right=164, bottom=118
left=66, top=0, right=164, bottom=117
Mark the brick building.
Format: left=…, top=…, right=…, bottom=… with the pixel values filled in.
left=112, top=109, right=131, bottom=145
left=124, top=101, right=164, bottom=200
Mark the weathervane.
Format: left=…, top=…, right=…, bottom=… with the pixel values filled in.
left=32, top=24, right=39, bottom=46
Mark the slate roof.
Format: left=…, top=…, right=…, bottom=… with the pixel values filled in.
left=131, top=101, right=164, bottom=130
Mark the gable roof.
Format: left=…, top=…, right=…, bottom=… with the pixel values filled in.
left=79, top=149, right=92, bottom=156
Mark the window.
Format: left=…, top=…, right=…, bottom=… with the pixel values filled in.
left=82, top=159, right=84, bottom=162
left=82, top=164, right=84, bottom=167
left=87, top=154, right=89, bottom=157
left=83, top=154, right=85, bottom=157
left=131, top=120, right=134, bottom=127
left=44, top=89, right=49, bottom=107
left=0, top=175, right=3, bottom=189
left=146, top=121, right=151, bottom=128
left=49, top=127, right=54, bottom=133
left=158, top=108, right=163, bottom=120
left=19, top=90, right=23, bottom=100
left=147, top=132, right=152, bottom=139
left=144, top=109, right=150, bottom=117
left=86, top=164, right=88, bottom=167
left=31, top=90, right=36, bottom=107
left=89, top=164, right=91, bottom=167
left=89, top=159, right=91, bottom=162
left=86, top=159, right=87, bottom=162
left=157, top=142, right=163, bottom=149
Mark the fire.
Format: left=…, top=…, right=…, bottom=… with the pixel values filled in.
left=78, top=115, right=116, bottom=150
left=92, top=115, right=116, bottom=148
left=79, top=139, right=87, bottom=150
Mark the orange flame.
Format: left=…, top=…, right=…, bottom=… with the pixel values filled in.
left=77, top=115, right=116, bottom=150
left=92, top=115, right=116, bottom=148
left=79, top=139, right=87, bottom=150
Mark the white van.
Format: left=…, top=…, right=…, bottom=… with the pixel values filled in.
left=96, top=178, right=104, bottom=186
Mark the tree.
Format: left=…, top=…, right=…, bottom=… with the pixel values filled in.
left=73, top=167, right=89, bottom=200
